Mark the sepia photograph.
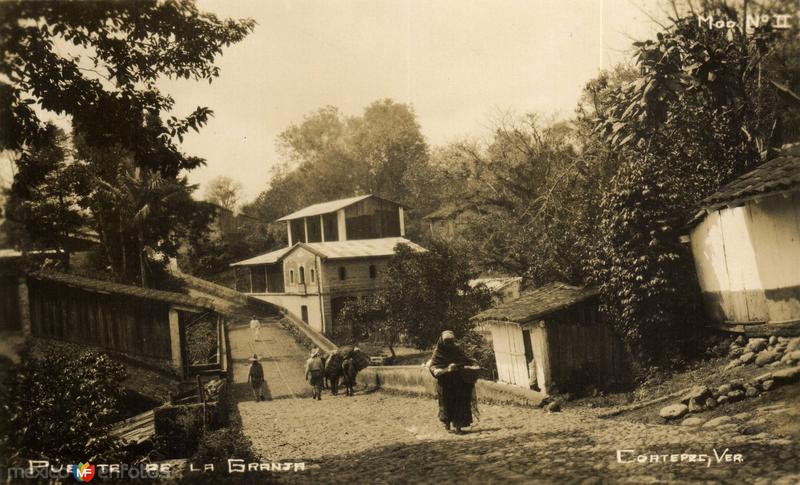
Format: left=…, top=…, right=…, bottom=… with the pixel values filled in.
left=0, top=0, right=799, bottom=483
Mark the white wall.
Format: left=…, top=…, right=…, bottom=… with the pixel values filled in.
left=691, top=190, right=800, bottom=325
left=253, top=293, right=326, bottom=334
left=489, top=322, right=530, bottom=388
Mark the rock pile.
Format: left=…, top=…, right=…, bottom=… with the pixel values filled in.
left=724, top=336, right=800, bottom=371
left=659, top=363, right=800, bottom=421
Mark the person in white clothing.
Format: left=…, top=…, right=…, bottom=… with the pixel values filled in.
left=250, top=315, right=261, bottom=342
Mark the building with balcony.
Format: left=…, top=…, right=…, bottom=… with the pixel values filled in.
left=230, top=195, right=424, bottom=335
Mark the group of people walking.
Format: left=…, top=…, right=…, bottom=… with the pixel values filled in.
left=246, top=317, right=481, bottom=435
left=305, top=347, right=363, bottom=400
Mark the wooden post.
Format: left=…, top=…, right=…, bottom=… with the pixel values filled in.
left=168, top=308, right=184, bottom=377
left=17, top=275, right=31, bottom=336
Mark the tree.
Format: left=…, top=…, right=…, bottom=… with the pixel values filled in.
left=253, top=99, right=430, bottom=223
left=338, top=241, right=492, bottom=357
left=589, top=6, right=800, bottom=364
left=204, top=176, right=242, bottom=212
left=422, top=114, right=602, bottom=286
left=0, top=1, right=254, bottom=285
left=3, top=123, right=88, bottom=267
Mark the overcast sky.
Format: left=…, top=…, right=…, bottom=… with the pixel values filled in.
left=1, top=0, right=662, bottom=202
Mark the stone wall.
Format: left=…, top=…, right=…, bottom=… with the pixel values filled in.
left=356, top=365, right=546, bottom=407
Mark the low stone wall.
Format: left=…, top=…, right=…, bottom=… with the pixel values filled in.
left=176, top=271, right=249, bottom=306
left=357, top=365, right=546, bottom=407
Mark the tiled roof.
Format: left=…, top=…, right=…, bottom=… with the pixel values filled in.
left=472, top=282, right=598, bottom=324
left=230, top=238, right=425, bottom=266
left=698, top=144, right=800, bottom=214
left=29, top=271, right=215, bottom=310
left=276, top=195, right=393, bottom=221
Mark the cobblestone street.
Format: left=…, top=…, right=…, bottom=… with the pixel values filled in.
left=224, top=318, right=800, bottom=484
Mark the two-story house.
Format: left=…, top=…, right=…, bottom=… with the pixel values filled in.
left=230, top=195, right=425, bottom=335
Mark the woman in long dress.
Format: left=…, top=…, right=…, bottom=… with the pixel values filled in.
left=428, top=330, right=480, bottom=434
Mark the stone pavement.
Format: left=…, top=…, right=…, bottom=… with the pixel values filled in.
left=224, top=319, right=799, bottom=484
left=232, top=391, right=798, bottom=484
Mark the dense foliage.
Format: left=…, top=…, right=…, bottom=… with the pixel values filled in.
left=0, top=0, right=254, bottom=286
left=337, top=241, right=492, bottom=356
left=0, top=349, right=128, bottom=466
left=590, top=8, right=800, bottom=363
left=248, top=100, right=429, bottom=228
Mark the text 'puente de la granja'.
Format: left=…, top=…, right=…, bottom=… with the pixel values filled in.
left=230, top=195, right=425, bottom=335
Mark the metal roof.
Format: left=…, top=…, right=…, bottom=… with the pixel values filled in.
left=229, top=246, right=292, bottom=266
left=230, top=237, right=425, bottom=267
left=275, top=195, right=375, bottom=221
left=693, top=144, right=800, bottom=221
left=29, top=271, right=215, bottom=310
left=471, top=282, right=598, bottom=324
left=469, top=276, right=522, bottom=293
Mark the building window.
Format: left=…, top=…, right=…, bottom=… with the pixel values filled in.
left=289, top=270, right=294, bottom=284
left=338, top=267, right=346, bottom=280
left=299, top=266, right=305, bottom=284
left=310, top=269, right=315, bottom=283
left=369, top=264, right=377, bottom=279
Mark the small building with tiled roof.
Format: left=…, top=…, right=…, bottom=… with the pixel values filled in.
left=472, top=283, right=625, bottom=394
left=231, top=195, right=424, bottom=335
left=422, top=202, right=480, bottom=240
left=688, top=145, right=800, bottom=335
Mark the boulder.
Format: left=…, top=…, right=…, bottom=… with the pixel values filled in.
left=727, top=389, right=745, bottom=402
left=747, top=338, right=768, bottom=353
left=716, top=395, right=730, bottom=405
left=771, top=365, right=800, bottom=384
left=717, top=384, right=732, bottom=395
left=762, top=379, right=775, bottom=392
left=546, top=401, right=561, bottom=413
left=745, top=386, right=760, bottom=398
left=725, top=360, right=743, bottom=371
left=660, top=403, right=689, bottom=420
left=688, top=398, right=704, bottom=413
left=681, top=385, right=711, bottom=404
left=735, top=335, right=747, bottom=346
left=704, top=397, right=718, bottom=409
left=755, top=351, right=781, bottom=367
left=740, top=352, right=756, bottom=364
left=729, top=347, right=745, bottom=359
left=787, top=337, right=800, bottom=352
left=703, top=416, right=733, bottom=428
left=783, top=350, right=800, bottom=363
left=769, top=336, right=778, bottom=346
left=681, top=417, right=705, bottom=426
left=753, top=372, right=773, bottom=383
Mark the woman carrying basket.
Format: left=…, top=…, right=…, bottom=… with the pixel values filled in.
left=428, top=330, right=481, bottom=434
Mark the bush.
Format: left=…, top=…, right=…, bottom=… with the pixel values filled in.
left=0, top=347, right=128, bottom=466
left=153, top=406, right=207, bottom=459
left=192, top=426, right=258, bottom=467
left=186, top=318, right=218, bottom=365
left=460, top=331, right=497, bottom=380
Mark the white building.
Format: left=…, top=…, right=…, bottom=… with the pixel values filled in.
left=230, top=195, right=425, bottom=335
left=688, top=146, right=800, bottom=335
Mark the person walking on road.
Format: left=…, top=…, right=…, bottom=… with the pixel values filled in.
left=249, top=315, right=261, bottom=343
left=428, top=330, right=481, bottom=434
left=305, top=348, right=325, bottom=400
left=325, top=350, right=343, bottom=396
left=248, top=354, right=266, bottom=402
